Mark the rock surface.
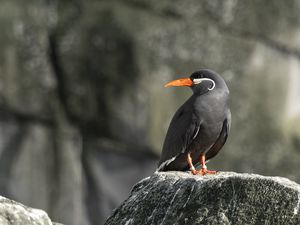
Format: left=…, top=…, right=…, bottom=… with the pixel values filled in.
left=105, top=172, right=300, bottom=225
left=0, top=196, right=63, bottom=225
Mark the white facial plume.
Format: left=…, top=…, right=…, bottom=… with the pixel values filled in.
left=193, top=78, right=216, bottom=91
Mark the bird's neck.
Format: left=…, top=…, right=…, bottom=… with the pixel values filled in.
left=193, top=87, right=229, bottom=98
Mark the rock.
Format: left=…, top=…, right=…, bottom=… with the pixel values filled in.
left=105, top=172, right=300, bottom=225
left=0, top=195, right=63, bottom=225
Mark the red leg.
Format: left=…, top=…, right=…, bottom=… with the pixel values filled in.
left=199, top=155, right=217, bottom=175
left=186, top=152, right=198, bottom=175
left=187, top=153, right=217, bottom=175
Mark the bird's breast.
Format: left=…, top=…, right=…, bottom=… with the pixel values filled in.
left=190, top=94, right=228, bottom=154
left=188, top=120, right=223, bottom=160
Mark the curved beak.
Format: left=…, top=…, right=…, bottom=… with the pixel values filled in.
left=164, top=77, right=193, bottom=87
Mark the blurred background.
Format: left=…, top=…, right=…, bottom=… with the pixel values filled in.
left=1, top=0, right=300, bottom=224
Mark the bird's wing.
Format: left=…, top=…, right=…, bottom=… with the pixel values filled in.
left=158, top=102, right=201, bottom=170
left=205, top=109, right=231, bottom=161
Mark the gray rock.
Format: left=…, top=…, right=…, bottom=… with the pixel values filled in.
left=105, top=172, right=300, bottom=225
left=0, top=195, right=63, bottom=225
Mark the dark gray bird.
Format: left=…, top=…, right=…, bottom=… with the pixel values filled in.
left=157, top=69, right=231, bottom=175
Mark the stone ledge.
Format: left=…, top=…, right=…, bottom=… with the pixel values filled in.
left=0, top=196, right=64, bottom=225
left=105, top=171, right=300, bottom=225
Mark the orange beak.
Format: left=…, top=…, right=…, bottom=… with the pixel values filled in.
left=164, top=78, right=193, bottom=87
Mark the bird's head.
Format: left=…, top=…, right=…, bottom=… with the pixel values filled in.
left=164, top=69, right=228, bottom=95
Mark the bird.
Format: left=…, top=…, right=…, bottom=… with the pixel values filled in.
left=157, top=69, right=231, bottom=175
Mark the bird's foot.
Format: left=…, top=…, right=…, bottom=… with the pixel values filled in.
left=201, top=168, right=217, bottom=175
left=191, top=169, right=200, bottom=175
left=191, top=169, right=217, bottom=176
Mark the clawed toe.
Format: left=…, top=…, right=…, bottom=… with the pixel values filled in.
left=191, top=169, right=217, bottom=176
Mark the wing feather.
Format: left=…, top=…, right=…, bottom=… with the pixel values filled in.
left=158, top=98, right=201, bottom=170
